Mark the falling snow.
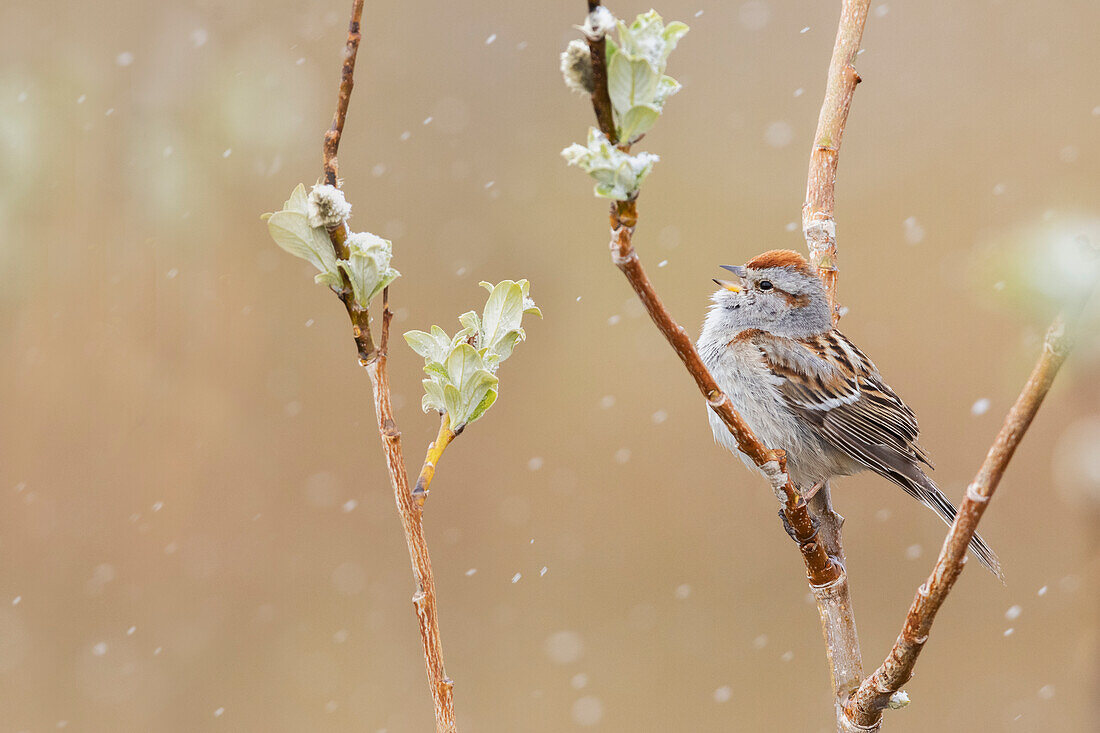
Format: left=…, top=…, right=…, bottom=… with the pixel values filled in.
left=738, top=2, right=771, bottom=31
left=903, top=216, right=925, bottom=244
left=572, top=696, right=604, bottom=726
left=545, top=630, right=584, bottom=664
left=764, top=120, right=793, bottom=148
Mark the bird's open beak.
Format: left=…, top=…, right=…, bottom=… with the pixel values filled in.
left=714, top=264, right=746, bottom=292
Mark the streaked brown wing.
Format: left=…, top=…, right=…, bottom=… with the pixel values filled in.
left=751, top=330, right=932, bottom=469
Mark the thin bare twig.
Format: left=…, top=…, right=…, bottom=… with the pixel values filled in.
left=319, top=2, right=458, bottom=730
left=844, top=270, right=1097, bottom=728
left=323, top=0, right=364, bottom=186
left=804, top=0, right=871, bottom=321
left=798, top=1, right=872, bottom=726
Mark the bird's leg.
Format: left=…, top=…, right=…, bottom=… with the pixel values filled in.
left=801, top=481, right=825, bottom=501
left=807, top=482, right=847, bottom=568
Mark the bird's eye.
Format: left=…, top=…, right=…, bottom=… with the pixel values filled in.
left=758, top=280, right=773, bottom=291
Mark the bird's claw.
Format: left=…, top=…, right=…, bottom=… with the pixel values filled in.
left=778, top=508, right=820, bottom=544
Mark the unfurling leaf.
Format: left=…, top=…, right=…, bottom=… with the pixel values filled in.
left=561, top=128, right=659, bottom=201
left=264, top=184, right=343, bottom=288
left=404, top=281, right=540, bottom=430
left=338, top=232, right=400, bottom=308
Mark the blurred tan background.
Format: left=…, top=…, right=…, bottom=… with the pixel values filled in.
left=2, top=0, right=1099, bottom=731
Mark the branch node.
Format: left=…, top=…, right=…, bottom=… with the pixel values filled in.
left=964, top=482, right=990, bottom=503
left=610, top=246, right=638, bottom=266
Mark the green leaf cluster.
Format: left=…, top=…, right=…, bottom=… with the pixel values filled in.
left=605, top=11, right=689, bottom=143
left=263, top=184, right=399, bottom=307
left=404, top=280, right=541, bottom=430
left=561, top=128, right=659, bottom=200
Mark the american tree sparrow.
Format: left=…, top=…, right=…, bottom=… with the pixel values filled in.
left=698, top=249, right=1001, bottom=578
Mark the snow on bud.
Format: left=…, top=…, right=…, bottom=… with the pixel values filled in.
left=578, top=6, right=616, bottom=41
left=307, top=184, right=351, bottom=229
left=561, top=128, right=659, bottom=201
left=338, top=231, right=400, bottom=308
left=560, top=39, right=594, bottom=94
left=887, top=691, right=910, bottom=709
left=263, top=183, right=343, bottom=288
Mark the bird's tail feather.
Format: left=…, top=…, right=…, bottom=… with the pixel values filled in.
left=914, top=473, right=1004, bottom=582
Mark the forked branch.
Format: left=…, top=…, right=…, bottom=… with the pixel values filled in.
left=843, top=258, right=1098, bottom=728
left=319, top=2, right=457, bottom=730
left=798, top=1, right=872, bottom=726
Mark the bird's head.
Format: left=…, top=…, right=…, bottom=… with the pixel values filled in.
left=708, top=250, right=832, bottom=338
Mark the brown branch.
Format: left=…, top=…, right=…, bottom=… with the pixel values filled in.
left=584, top=3, right=617, bottom=143
left=803, top=0, right=871, bottom=322
left=798, top=1, right=872, bottom=726
left=605, top=200, right=839, bottom=587
left=323, top=0, right=364, bottom=186
left=365, top=291, right=458, bottom=733
left=318, top=3, right=458, bottom=730
left=844, top=269, right=1097, bottom=728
